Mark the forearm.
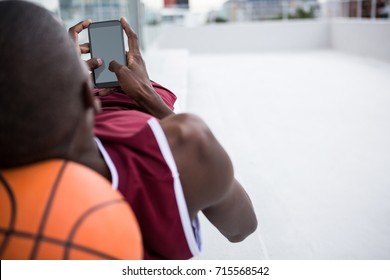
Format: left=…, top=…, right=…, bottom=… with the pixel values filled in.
left=202, top=179, right=258, bottom=242
left=134, top=84, right=174, bottom=119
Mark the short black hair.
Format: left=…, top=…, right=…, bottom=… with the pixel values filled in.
left=0, top=1, right=87, bottom=168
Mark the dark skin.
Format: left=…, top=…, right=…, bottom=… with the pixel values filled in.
left=69, top=18, right=257, bottom=242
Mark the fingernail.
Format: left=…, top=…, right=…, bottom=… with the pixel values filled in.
left=97, top=58, right=103, bottom=65
left=121, top=17, right=128, bottom=23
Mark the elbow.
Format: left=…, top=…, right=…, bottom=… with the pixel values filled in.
left=226, top=216, right=258, bottom=243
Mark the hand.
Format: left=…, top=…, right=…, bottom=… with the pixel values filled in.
left=108, top=17, right=152, bottom=98
left=108, top=17, right=173, bottom=118
left=68, top=19, right=102, bottom=71
left=68, top=19, right=114, bottom=95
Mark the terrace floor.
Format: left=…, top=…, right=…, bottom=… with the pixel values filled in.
left=145, top=49, right=390, bottom=259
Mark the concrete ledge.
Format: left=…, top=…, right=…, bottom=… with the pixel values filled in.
left=146, top=19, right=390, bottom=61
left=330, top=19, right=390, bottom=61
left=149, top=20, right=330, bottom=53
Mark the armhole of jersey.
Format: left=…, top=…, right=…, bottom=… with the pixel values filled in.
left=147, top=118, right=202, bottom=257
left=94, top=137, right=119, bottom=190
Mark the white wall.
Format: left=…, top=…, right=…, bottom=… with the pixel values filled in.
left=150, top=20, right=330, bottom=53
left=330, top=19, right=390, bottom=61
left=146, top=19, right=390, bottom=61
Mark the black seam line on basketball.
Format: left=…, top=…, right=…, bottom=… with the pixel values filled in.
left=0, top=173, right=17, bottom=257
left=29, top=160, right=68, bottom=260
left=66, top=240, right=122, bottom=260
left=0, top=228, right=35, bottom=239
left=63, top=198, right=125, bottom=260
left=0, top=228, right=58, bottom=245
left=0, top=226, right=122, bottom=260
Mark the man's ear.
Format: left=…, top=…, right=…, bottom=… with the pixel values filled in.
left=81, top=80, right=101, bottom=113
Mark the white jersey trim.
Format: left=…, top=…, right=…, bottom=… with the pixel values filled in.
left=94, top=137, right=119, bottom=190
left=147, top=117, right=201, bottom=257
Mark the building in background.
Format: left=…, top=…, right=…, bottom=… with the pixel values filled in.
left=164, top=0, right=189, bottom=9
left=57, top=0, right=143, bottom=47
left=59, top=0, right=139, bottom=25
left=153, top=0, right=206, bottom=25
left=219, top=0, right=389, bottom=22
left=221, top=0, right=319, bottom=21
left=322, top=0, right=389, bottom=18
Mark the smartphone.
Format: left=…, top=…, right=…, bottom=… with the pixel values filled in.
left=88, top=20, right=126, bottom=88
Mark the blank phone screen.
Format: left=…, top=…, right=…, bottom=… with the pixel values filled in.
left=89, top=21, right=126, bottom=86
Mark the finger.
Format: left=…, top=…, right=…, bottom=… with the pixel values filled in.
left=79, top=43, right=90, bottom=54
left=97, top=88, right=116, bottom=97
left=69, top=19, right=92, bottom=38
left=86, top=58, right=103, bottom=71
left=120, top=17, right=140, bottom=55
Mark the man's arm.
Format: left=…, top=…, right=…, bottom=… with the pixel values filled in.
left=106, top=18, right=258, bottom=242
left=160, top=114, right=258, bottom=242
left=108, top=18, right=174, bottom=119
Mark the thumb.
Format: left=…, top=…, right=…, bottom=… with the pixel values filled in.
left=108, top=60, right=125, bottom=74
left=86, top=57, right=103, bottom=71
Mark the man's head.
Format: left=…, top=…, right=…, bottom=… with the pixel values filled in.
left=0, top=1, right=93, bottom=168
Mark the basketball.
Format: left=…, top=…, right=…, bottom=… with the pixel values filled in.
left=0, top=159, right=142, bottom=260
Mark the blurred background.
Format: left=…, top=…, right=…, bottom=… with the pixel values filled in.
left=26, top=0, right=390, bottom=49
left=25, top=0, right=390, bottom=260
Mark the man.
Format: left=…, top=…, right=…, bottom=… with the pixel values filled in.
left=0, top=1, right=257, bottom=259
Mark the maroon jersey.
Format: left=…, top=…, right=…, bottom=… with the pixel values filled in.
left=93, top=82, right=201, bottom=259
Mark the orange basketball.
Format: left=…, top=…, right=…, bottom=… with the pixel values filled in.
left=0, top=159, right=142, bottom=259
